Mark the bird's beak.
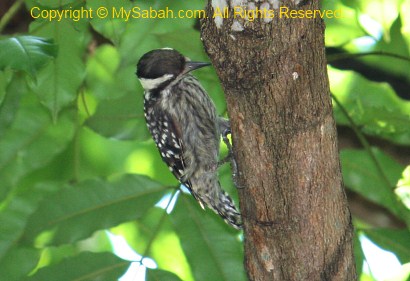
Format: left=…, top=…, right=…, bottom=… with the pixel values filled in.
left=184, top=61, right=211, bottom=74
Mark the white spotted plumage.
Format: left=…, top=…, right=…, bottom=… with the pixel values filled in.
left=137, top=49, right=242, bottom=229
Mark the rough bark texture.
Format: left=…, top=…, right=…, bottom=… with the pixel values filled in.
left=201, top=1, right=357, bottom=280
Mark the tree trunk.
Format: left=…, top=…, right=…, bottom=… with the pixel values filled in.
left=201, top=1, right=357, bottom=280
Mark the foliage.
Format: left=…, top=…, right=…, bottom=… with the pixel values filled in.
left=0, top=0, right=409, bottom=280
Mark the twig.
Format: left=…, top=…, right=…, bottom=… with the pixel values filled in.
left=331, top=94, right=393, bottom=190
left=140, top=188, right=179, bottom=263
left=328, top=51, right=410, bottom=63
left=0, top=0, right=25, bottom=34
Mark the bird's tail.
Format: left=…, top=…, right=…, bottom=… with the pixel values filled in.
left=210, top=189, right=242, bottom=230
left=189, top=177, right=242, bottom=229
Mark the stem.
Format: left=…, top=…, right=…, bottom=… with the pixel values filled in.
left=331, top=94, right=393, bottom=190
left=140, top=188, right=179, bottom=263
left=80, top=90, right=91, bottom=117
left=0, top=0, right=25, bottom=34
left=328, top=51, right=410, bottom=63
left=73, top=113, right=81, bottom=184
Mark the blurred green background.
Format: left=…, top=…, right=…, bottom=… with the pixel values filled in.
left=0, top=0, right=409, bottom=280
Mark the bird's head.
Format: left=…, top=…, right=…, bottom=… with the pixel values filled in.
left=136, top=48, right=210, bottom=91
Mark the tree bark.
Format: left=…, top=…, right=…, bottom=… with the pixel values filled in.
left=201, top=1, right=357, bottom=280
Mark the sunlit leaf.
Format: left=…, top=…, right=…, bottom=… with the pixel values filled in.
left=170, top=194, right=245, bottom=281
left=0, top=36, right=57, bottom=77
left=342, top=0, right=404, bottom=38
left=396, top=166, right=410, bottom=209
left=330, top=68, right=410, bottom=145
left=86, top=45, right=123, bottom=100
left=402, top=2, right=410, bottom=48
left=353, top=16, right=410, bottom=82
left=146, top=207, right=194, bottom=281
left=323, top=2, right=365, bottom=46
left=111, top=197, right=194, bottom=281
left=23, top=174, right=168, bottom=245
left=24, top=252, right=129, bottom=281
left=363, top=229, right=410, bottom=264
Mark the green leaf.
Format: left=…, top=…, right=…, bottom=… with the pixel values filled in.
left=23, top=174, right=168, bottom=245
left=323, top=1, right=365, bottom=46
left=170, top=194, right=246, bottom=281
left=0, top=69, right=13, bottom=104
left=85, top=45, right=124, bottom=100
left=25, top=251, right=129, bottom=281
left=0, top=182, right=62, bottom=281
left=0, top=74, right=26, bottom=138
left=0, top=96, right=75, bottom=201
left=396, top=166, right=410, bottom=210
left=85, top=92, right=150, bottom=141
left=342, top=0, right=404, bottom=40
left=147, top=268, right=183, bottom=281
left=0, top=196, right=40, bottom=260
left=114, top=207, right=169, bottom=256
left=87, top=0, right=133, bottom=45
left=144, top=208, right=193, bottom=281
left=354, top=231, right=364, bottom=277
left=93, top=0, right=203, bottom=51
left=370, top=16, right=410, bottom=79
left=330, top=68, right=410, bottom=145
left=153, top=29, right=205, bottom=60
left=0, top=198, right=30, bottom=259
left=112, top=205, right=194, bottom=281
left=363, top=229, right=410, bottom=264
left=0, top=247, right=40, bottom=281
left=29, top=19, right=87, bottom=120
left=340, top=148, right=410, bottom=223
left=402, top=2, right=410, bottom=49
left=0, top=36, right=57, bottom=77
left=31, top=0, right=77, bottom=8
left=340, top=16, right=410, bottom=83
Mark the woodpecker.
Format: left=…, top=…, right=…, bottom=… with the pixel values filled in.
left=136, top=48, right=242, bottom=229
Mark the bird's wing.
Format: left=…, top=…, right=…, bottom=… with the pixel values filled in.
left=148, top=110, right=206, bottom=209
left=159, top=112, right=187, bottom=179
